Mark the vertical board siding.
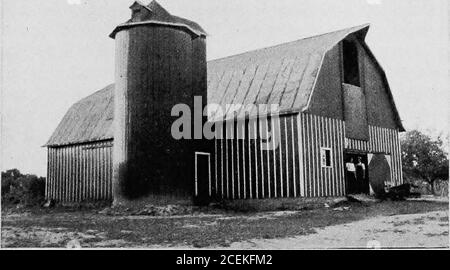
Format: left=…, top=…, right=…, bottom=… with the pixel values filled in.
left=213, top=115, right=305, bottom=199
left=47, top=140, right=113, bottom=202
left=213, top=113, right=346, bottom=200
left=46, top=118, right=402, bottom=203
left=299, top=114, right=345, bottom=198
left=344, top=126, right=403, bottom=186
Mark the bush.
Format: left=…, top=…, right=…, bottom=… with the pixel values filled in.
left=1, top=169, right=46, bottom=206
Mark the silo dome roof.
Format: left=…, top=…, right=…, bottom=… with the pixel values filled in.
left=110, top=1, right=207, bottom=38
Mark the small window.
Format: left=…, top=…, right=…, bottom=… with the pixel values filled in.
left=321, top=147, right=333, bottom=168
left=343, top=40, right=360, bottom=87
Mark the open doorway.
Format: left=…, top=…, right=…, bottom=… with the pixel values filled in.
left=344, top=152, right=369, bottom=194
left=194, top=152, right=211, bottom=205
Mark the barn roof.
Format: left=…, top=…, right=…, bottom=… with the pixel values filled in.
left=207, top=24, right=369, bottom=121
left=110, top=1, right=207, bottom=38
left=45, top=24, right=402, bottom=147
left=45, top=84, right=114, bottom=147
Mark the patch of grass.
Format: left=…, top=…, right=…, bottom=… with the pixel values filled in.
left=5, top=238, right=45, bottom=248
left=372, top=229, right=390, bottom=233
left=439, top=217, right=448, bottom=223
left=391, top=220, right=408, bottom=226
left=412, top=218, right=426, bottom=225
left=424, top=231, right=449, bottom=237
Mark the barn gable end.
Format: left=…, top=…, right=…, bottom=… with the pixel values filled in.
left=306, top=35, right=404, bottom=139
left=360, top=41, right=402, bottom=130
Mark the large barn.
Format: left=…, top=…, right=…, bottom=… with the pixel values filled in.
left=45, top=1, right=405, bottom=205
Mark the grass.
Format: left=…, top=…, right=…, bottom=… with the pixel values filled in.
left=1, top=200, right=448, bottom=248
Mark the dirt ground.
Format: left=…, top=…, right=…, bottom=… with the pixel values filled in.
left=223, top=210, right=448, bottom=249
left=1, top=197, right=448, bottom=249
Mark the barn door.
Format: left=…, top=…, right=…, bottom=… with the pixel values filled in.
left=368, top=153, right=391, bottom=197
left=194, top=152, right=211, bottom=205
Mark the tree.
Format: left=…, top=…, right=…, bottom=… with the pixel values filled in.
left=1, top=169, right=23, bottom=196
left=1, top=169, right=46, bottom=205
left=401, top=130, right=448, bottom=195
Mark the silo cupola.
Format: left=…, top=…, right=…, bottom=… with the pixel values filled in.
left=129, top=1, right=151, bottom=22
left=110, top=1, right=207, bottom=39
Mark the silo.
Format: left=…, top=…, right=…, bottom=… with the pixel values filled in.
left=110, top=1, right=207, bottom=205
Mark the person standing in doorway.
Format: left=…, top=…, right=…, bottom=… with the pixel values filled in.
left=346, top=158, right=356, bottom=194
left=356, top=156, right=366, bottom=193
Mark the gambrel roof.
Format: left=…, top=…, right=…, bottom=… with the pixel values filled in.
left=207, top=24, right=370, bottom=120
left=46, top=84, right=114, bottom=147
left=45, top=24, right=403, bottom=147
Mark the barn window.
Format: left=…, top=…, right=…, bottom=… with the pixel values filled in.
left=321, top=147, right=333, bottom=168
left=343, top=40, right=360, bottom=87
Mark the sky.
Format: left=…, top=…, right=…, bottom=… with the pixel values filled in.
left=1, top=0, right=448, bottom=176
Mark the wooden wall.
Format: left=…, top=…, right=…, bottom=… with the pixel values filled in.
left=213, top=114, right=301, bottom=199
left=342, top=83, right=369, bottom=141
left=113, top=25, right=207, bottom=202
left=212, top=113, right=347, bottom=199
left=46, top=119, right=403, bottom=202
left=212, top=113, right=403, bottom=200
left=307, top=44, right=344, bottom=120
left=357, top=40, right=398, bottom=130
left=47, top=140, right=113, bottom=202
left=299, top=113, right=346, bottom=197
left=46, top=115, right=402, bottom=202
left=307, top=39, right=402, bottom=132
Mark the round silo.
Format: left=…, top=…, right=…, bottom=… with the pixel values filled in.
left=110, top=1, right=207, bottom=205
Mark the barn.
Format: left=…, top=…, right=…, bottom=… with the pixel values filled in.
left=44, top=1, right=405, bottom=205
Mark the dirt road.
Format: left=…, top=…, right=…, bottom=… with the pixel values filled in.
left=223, top=210, right=449, bottom=249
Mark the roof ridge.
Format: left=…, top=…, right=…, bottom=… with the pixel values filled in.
left=208, top=23, right=370, bottom=63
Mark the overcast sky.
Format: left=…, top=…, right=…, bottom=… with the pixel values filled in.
left=1, top=0, right=448, bottom=176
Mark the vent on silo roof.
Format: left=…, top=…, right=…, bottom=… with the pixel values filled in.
left=110, top=0, right=207, bottom=38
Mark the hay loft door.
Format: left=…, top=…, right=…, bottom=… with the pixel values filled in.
left=194, top=152, right=211, bottom=205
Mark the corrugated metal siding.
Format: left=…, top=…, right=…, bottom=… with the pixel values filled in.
left=47, top=140, right=113, bottom=202
left=345, top=126, right=403, bottom=186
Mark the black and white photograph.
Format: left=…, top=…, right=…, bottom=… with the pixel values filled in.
left=0, top=0, right=449, bottom=252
